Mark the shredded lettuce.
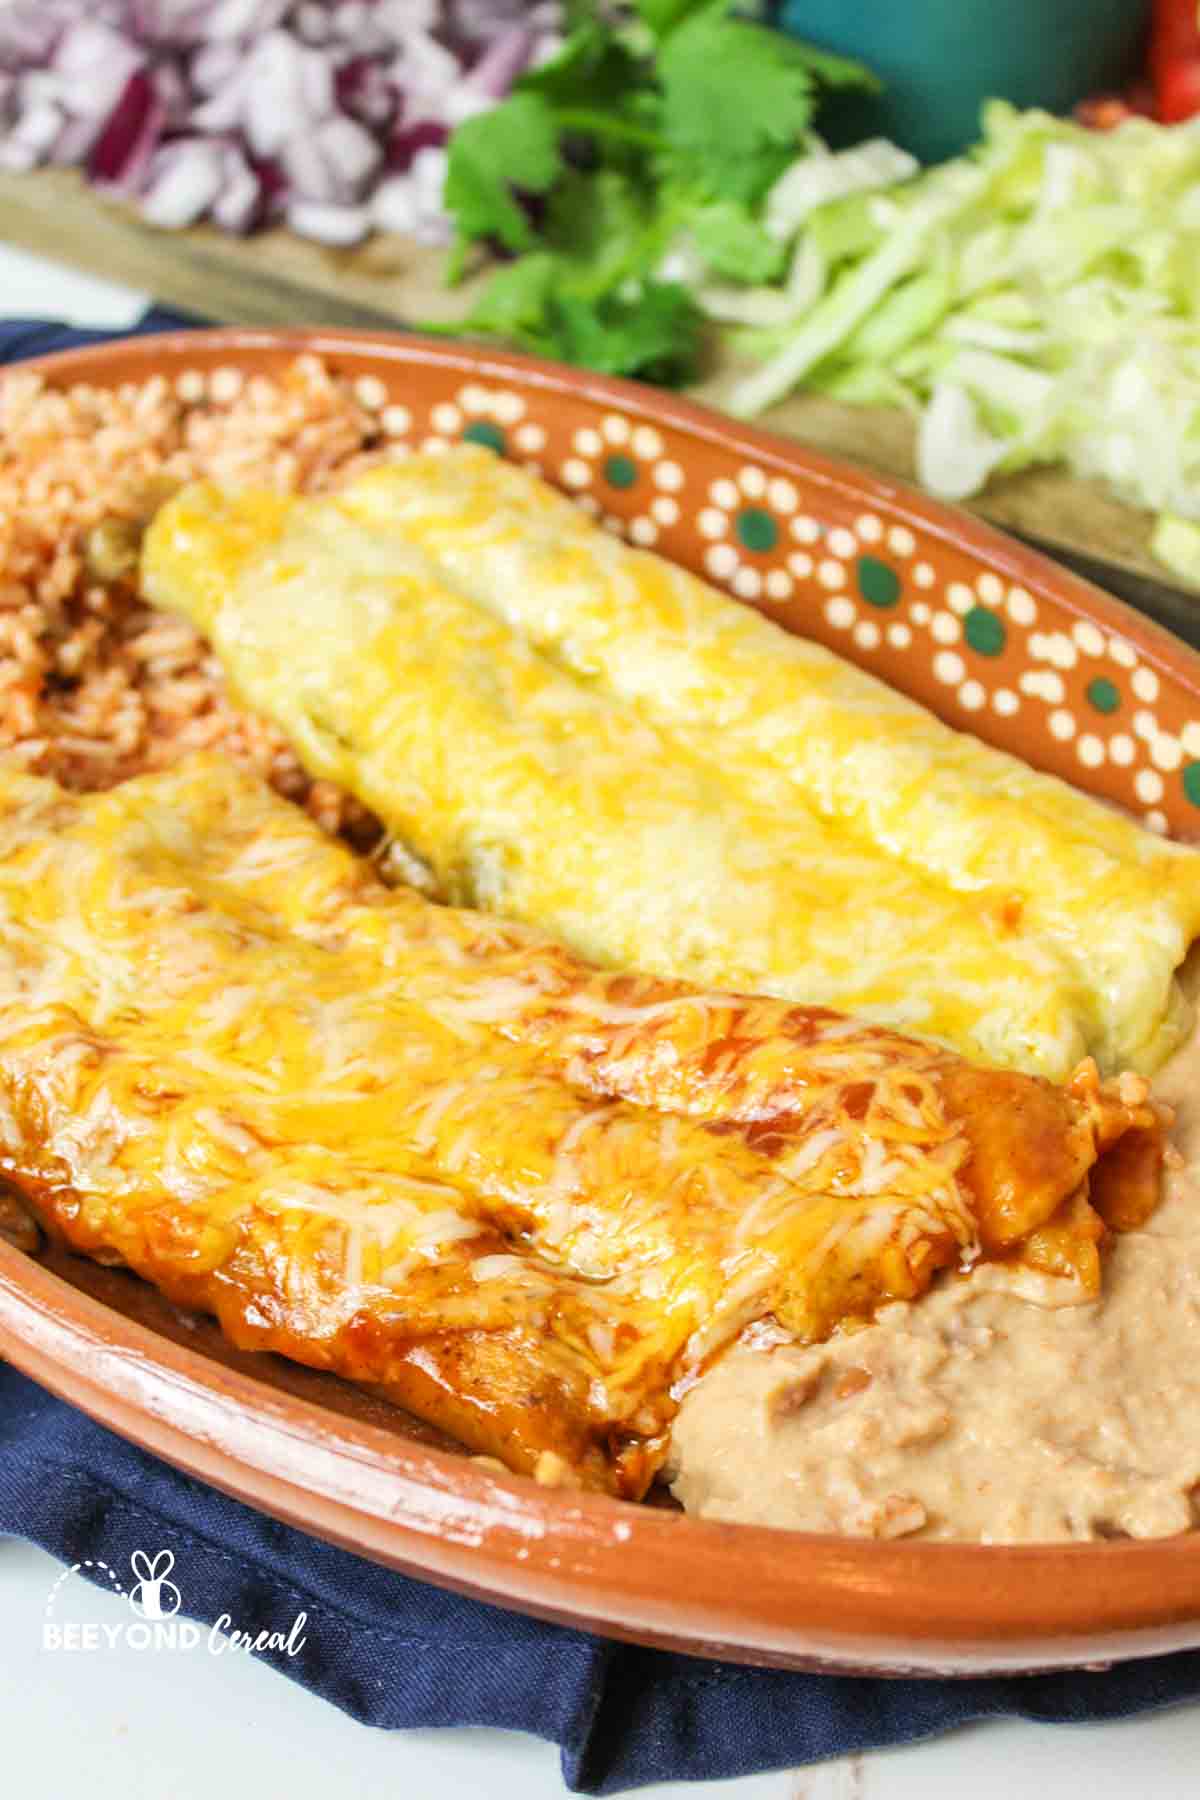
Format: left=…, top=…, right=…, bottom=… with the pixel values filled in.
left=726, top=100, right=1200, bottom=563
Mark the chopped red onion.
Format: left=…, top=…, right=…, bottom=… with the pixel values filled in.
left=286, top=196, right=370, bottom=245
left=0, top=6, right=69, bottom=73
left=335, top=56, right=396, bottom=128
left=293, top=4, right=332, bottom=47
left=53, top=21, right=144, bottom=120
left=463, top=23, right=535, bottom=102
left=316, top=114, right=381, bottom=194
left=190, top=40, right=244, bottom=94
left=372, top=171, right=420, bottom=235
left=375, top=2, right=441, bottom=44
left=387, top=119, right=448, bottom=171
left=241, top=31, right=332, bottom=158
left=210, top=141, right=261, bottom=230
left=12, top=100, right=67, bottom=159
left=50, top=111, right=109, bottom=167
left=140, top=136, right=224, bottom=226
left=206, top=0, right=291, bottom=40
left=0, top=0, right=562, bottom=247
left=0, top=141, right=38, bottom=173
left=88, top=67, right=165, bottom=187
left=127, top=3, right=212, bottom=47
left=152, top=58, right=192, bottom=129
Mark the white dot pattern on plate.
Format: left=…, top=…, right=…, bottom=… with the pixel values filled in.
left=1020, top=670, right=1065, bottom=704
left=1152, top=733, right=1183, bottom=772
left=368, top=375, right=1200, bottom=830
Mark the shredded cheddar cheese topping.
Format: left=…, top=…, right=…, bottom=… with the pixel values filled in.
left=0, top=756, right=1162, bottom=1491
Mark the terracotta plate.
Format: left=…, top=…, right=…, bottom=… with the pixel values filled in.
left=4, top=327, right=1200, bottom=1676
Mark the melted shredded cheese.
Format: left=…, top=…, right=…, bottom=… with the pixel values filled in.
left=0, top=754, right=1160, bottom=1491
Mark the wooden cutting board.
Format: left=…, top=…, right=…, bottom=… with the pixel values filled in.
left=2, top=164, right=1195, bottom=625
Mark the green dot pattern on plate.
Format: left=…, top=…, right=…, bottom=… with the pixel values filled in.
left=856, top=555, right=900, bottom=608
left=1185, top=762, right=1200, bottom=807
left=1086, top=677, right=1120, bottom=714
left=735, top=507, right=778, bottom=553
left=964, top=606, right=1006, bottom=657
left=604, top=453, right=637, bottom=489
left=462, top=421, right=506, bottom=452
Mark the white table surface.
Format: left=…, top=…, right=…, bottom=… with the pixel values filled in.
left=4, top=238, right=1200, bottom=1800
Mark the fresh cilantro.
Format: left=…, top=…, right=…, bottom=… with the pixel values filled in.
left=661, top=14, right=824, bottom=204
left=442, top=94, right=562, bottom=277
left=633, top=0, right=721, bottom=41
left=551, top=281, right=704, bottom=384
left=440, top=259, right=704, bottom=384
left=519, top=19, right=643, bottom=112
left=437, top=3, right=879, bottom=384
left=438, top=255, right=559, bottom=346
left=686, top=198, right=787, bottom=284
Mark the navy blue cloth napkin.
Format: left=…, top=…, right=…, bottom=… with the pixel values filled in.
left=4, top=315, right=1200, bottom=1793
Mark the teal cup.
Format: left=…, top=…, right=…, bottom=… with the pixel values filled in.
left=775, top=0, right=1149, bottom=161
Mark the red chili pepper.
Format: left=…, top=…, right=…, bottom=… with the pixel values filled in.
left=1149, top=0, right=1200, bottom=122
left=1074, top=93, right=1138, bottom=129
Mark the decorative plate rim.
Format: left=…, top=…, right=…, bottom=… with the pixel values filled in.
left=6, top=326, right=1200, bottom=1675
